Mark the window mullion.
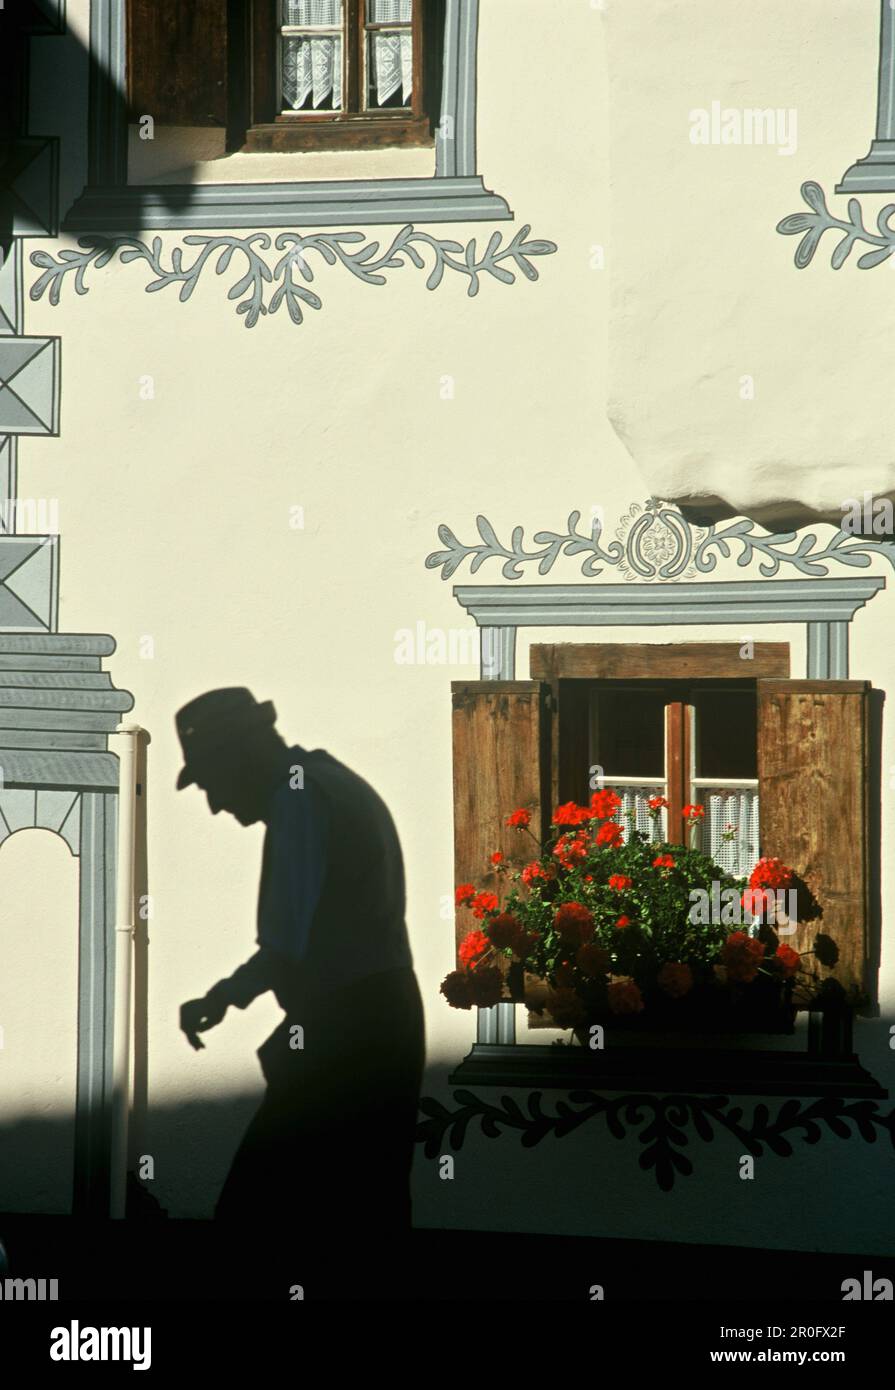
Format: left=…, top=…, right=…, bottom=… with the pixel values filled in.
left=347, top=0, right=362, bottom=114
left=665, top=701, right=687, bottom=846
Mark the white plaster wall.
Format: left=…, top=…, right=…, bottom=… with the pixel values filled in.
left=4, top=0, right=893, bottom=1252
left=607, top=0, right=895, bottom=526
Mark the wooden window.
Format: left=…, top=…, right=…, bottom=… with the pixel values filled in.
left=451, top=645, right=874, bottom=1020
left=242, top=0, right=440, bottom=152
left=125, top=1, right=443, bottom=154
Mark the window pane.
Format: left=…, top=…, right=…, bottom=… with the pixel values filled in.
left=590, top=688, right=666, bottom=778
left=283, top=0, right=343, bottom=25
left=281, top=36, right=343, bottom=110
left=691, top=690, right=756, bottom=779
left=367, top=31, right=413, bottom=107
left=367, top=0, right=412, bottom=20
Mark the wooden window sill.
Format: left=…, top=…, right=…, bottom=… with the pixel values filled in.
left=239, top=116, right=434, bottom=153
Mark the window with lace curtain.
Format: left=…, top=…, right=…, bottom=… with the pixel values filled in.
left=243, top=0, right=440, bottom=152
left=126, top=0, right=443, bottom=157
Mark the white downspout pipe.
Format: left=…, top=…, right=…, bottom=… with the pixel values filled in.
left=109, top=722, right=141, bottom=1219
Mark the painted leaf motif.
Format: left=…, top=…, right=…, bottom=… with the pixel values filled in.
left=795, top=225, right=824, bottom=268
left=857, top=247, right=894, bottom=269
left=800, top=180, right=828, bottom=215
left=830, top=234, right=856, bottom=270
left=776, top=213, right=814, bottom=234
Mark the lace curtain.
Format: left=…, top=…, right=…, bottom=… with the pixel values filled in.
left=280, top=0, right=413, bottom=112
left=282, top=1, right=343, bottom=112
left=283, top=0, right=341, bottom=22
left=369, top=0, right=412, bottom=107
left=609, top=784, right=667, bottom=844
left=693, top=788, right=760, bottom=878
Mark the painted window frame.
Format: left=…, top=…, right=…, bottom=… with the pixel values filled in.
left=64, top=0, right=513, bottom=232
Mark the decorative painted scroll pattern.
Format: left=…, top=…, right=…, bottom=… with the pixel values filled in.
left=777, top=182, right=895, bottom=270
left=426, top=499, right=895, bottom=582
left=416, top=1090, right=895, bottom=1193
left=29, top=225, right=558, bottom=329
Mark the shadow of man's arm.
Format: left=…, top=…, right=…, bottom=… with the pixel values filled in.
left=180, top=948, right=284, bottom=1050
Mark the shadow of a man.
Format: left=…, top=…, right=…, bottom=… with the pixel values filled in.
left=176, top=688, right=425, bottom=1297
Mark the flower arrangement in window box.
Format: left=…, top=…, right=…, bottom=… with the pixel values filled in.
left=441, top=791, right=841, bottom=1036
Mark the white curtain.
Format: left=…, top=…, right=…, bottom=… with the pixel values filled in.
left=369, top=0, right=411, bottom=19
left=282, top=36, right=343, bottom=110
left=371, top=32, right=412, bottom=105
left=610, top=785, right=667, bottom=845
left=369, top=0, right=412, bottom=106
left=694, top=789, right=760, bottom=878
left=283, top=0, right=341, bottom=24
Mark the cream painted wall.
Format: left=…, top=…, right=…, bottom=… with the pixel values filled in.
left=607, top=0, right=895, bottom=525
left=5, top=0, right=894, bottom=1251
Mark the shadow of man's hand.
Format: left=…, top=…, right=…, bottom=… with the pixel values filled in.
left=180, top=994, right=227, bottom=1051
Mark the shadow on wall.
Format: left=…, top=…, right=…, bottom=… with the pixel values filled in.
left=0, top=1, right=211, bottom=257
left=0, top=1092, right=261, bottom=1221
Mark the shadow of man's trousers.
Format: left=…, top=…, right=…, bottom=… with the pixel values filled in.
left=214, top=965, right=425, bottom=1298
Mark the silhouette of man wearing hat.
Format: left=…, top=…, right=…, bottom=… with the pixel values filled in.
left=176, top=688, right=424, bottom=1294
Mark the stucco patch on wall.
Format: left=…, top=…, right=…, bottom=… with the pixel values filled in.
left=606, top=0, right=895, bottom=529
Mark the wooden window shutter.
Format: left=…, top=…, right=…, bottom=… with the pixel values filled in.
left=757, top=680, right=871, bottom=996
left=451, top=682, right=552, bottom=975
left=127, top=0, right=229, bottom=127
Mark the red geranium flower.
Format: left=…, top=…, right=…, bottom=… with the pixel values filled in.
left=658, top=962, right=694, bottom=998
left=553, top=833, right=589, bottom=868
left=490, top=851, right=504, bottom=865
left=608, top=873, right=632, bottom=891
left=596, top=821, right=624, bottom=848
left=470, top=891, right=499, bottom=920
left=552, top=801, right=593, bottom=826
left=607, top=977, right=644, bottom=1015
left=455, top=883, right=476, bottom=907
left=554, top=901, right=595, bottom=947
left=506, top=808, right=532, bottom=829
left=647, top=795, right=668, bottom=812
left=741, top=887, right=776, bottom=921
left=522, top=860, right=551, bottom=886
left=547, top=987, right=588, bottom=1029
left=775, top=943, right=801, bottom=977
left=682, top=804, right=705, bottom=820
left=590, top=788, right=622, bottom=820
left=653, top=854, right=675, bottom=869
left=458, top=929, right=490, bottom=967
left=487, top=912, right=525, bottom=953
left=615, top=915, right=631, bottom=929
left=722, top=931, right=766, bottom=983
left=440, top=970, right=473, bottom=1009
left=749, top=857, right=793, bottom=891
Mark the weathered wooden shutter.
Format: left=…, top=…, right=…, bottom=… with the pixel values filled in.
left=127, top=0, right=229, bottom=127
left=757, top=680, right=870, bottom=995
left=451, top=682, right=552, bottom=972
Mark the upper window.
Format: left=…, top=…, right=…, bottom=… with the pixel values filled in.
left=126, top=0, right=442, bottom=167
left=247, top=0, right=435, bottom=151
